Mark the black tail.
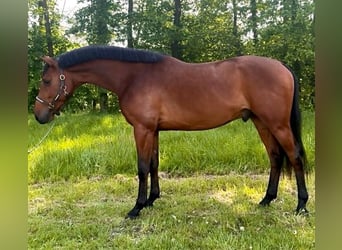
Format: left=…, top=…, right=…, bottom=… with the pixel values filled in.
left=282, top=64, right=307, bottom=175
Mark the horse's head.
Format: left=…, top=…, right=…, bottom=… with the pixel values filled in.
left=34, top=56, right=72, bottom=124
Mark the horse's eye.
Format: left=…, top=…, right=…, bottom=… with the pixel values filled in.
left=42, top=79, right=51, bottom=85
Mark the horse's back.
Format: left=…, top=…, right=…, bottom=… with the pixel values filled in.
left=122, top=55, right=294, bottom=131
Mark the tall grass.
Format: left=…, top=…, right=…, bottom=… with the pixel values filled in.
left=28, top=111, right=315, bottom=183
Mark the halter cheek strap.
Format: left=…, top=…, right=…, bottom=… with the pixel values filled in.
left=35, top=71, right=69, bottom=110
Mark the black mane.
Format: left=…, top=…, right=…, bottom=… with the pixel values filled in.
left=57, top=45, right=164, bottom=69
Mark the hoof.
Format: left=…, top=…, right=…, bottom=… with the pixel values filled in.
left=126, top=204, right=143, bottom=219
left=126, top=210, right=140, bottom=219
left=144, top=200, right=154, bottom=207
left=145, top=193, right=160, bottom=207
left=259, top=194, right=276, bottom=207
left=259, top=198, right=271, bottom=207
left=296, top=207, right=309, bottom=216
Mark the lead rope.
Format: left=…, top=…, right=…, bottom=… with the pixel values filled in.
left=28, top=119, right=57, bottom=154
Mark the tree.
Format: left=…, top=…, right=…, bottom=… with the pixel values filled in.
left=248, top=0, right=315, bottom=109
left=28, top=0, right=315, bottom=111
left=69, top=0, right=123, bottom=112
left=250, top=0, right=258, bottom=46
left=231, top=0, right=242, bottom=55
left=127, top=0, right=134, bottom=48
left=133, top=0, right=174, bottom=53
left=39, top=0, right=54, bottom=56
left=182, top=0, right=235, bottom=62
left=171, top=0, right=182, bottom=59
left=28, top=0, right=74, bottom=110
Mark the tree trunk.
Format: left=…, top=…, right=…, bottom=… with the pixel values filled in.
left=93, top=0, right=110, bottom=112
left=250, top=0, right=258, bottom=46
left=99, top=91, right=108, bottom=113
left=39, top=0, right=54, bottom=56
left=290, top=0, right=298, bottom=24
left=171, top=0, right=182, bottom=59
left=232, top=0, right=242, bottom=55
left=127, top=0, right=134, bottom=48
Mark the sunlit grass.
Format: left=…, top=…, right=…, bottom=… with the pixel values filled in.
left=28, top=111, right=315, bottom=248
left=28, top=174, right=315, bottom=249
left=28, top=111, right=314, bottom=183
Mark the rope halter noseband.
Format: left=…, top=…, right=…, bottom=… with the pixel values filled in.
left=35, top=71, right=69, bottom=111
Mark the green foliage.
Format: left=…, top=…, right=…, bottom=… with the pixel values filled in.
left=182, top=0, right=237, bottom=62
left=28, top=0, right=77, bottom=111
left=68, top=0, right=123, bottom=44
left=133, top=0, right=174, bottom=53
left=244, top=0, right=315, bottom=110
left=28, top=0, right=315, bottom=111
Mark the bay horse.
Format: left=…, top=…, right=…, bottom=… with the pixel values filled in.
left=34, top=45, right=308, bottom=218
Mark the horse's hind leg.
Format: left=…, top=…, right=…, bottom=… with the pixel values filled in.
left=252, top=117, right=285, bottom=206
left=272, top=126, right=309, bottom=214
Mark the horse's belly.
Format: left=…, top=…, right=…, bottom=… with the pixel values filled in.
left=158, top=107, right=239, bottom=131
left=157, top=85, right=247, bottom=130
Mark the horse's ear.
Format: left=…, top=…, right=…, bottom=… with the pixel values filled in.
left=41, top=56, right=58, bottom=68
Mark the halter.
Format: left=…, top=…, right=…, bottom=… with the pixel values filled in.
left=35, top=71, right=69, bottom=111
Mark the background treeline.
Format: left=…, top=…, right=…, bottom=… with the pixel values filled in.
left=28, top=0, right=315, bottom=112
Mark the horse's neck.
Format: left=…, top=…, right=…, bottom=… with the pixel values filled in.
left=69, top=60, right=140, bottom=96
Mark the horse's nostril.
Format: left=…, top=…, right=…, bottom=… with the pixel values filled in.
left=35, top=115, right=48, bottom=124
left=34, top=110, right=51, bottom=124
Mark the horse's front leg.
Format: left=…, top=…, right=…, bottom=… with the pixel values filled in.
left=146, top=131, right=160, bottom=207
left=127, top=126, right=156, bottom=218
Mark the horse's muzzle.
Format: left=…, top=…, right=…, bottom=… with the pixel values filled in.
left=34, top=109, right=54, bottom=124
left=35, top=114, right=50, bottom=124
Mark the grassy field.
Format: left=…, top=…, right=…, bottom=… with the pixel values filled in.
left=28, top=111, right=315, bottom=249
left=29, top=174, right=315, bottom=249
left=28, top=111, right=315, bottom=183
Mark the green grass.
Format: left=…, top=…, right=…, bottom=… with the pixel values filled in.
left=28, top=111, right=315, bottom=183
left=28, top=111, right=315, bottom=249
left=28, top=174, right=315, bottom=249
